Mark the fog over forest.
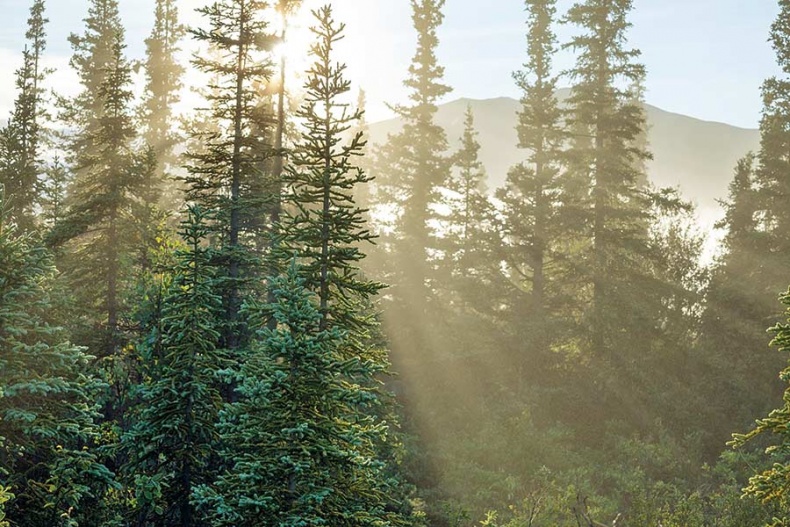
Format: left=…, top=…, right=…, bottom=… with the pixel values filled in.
left=2, top=1, right=790, bottom=526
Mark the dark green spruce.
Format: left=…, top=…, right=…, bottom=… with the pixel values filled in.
left=0, top=194, right=114, bottom=527
left=198, top=7, right=414, bottom=526
left=123, top=207, right=224, bottom=527
left=186, top=0, right=276, bottom=354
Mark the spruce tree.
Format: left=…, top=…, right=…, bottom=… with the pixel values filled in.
left=264, top=0, right=303, bottom=330
left=496, top=0, right=575, bottom=375
left=123, top=207, right=224, bottom=527
left=444, top=106, right=490, bottom=271
left=64, top=0, right=125, bottom=149
left=275, top=6, right=380, bottom=333
left=433, top=106, right=502, bottom=360
left=200, top=9, right=413, bottom=525
left=0, top=0, right=49, bottom=232
left=700, top=0, right=790, bottom=449
left=142, top=0, right=184, bottom=166
left=731, top=287, right=790, bottom=525
left=186, top=0, right=276, bottom=353
left=0, top=195, right=113, bottom=526
left=374, top=0, right=451, bottom=318
left=40, top=157, right=70, bottom=229
left=201, top=262, right=401, bottom=527
left=563, top=0, right=652, bottom=358
left=141, top=0, right=185, bottom=211
left=700, top=154, right=777, bottom=439
left=54, top=37, right=141, bottom=358
left=756, top=0, right=790, bottom=266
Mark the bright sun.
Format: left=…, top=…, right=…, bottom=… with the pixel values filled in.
left=270, top=3, right=318, bottom=88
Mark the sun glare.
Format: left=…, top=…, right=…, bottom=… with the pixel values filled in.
left=270, top=3, right=316, bottom=89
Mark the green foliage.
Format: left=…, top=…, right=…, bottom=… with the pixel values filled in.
left=198, top=9, right=416, bottom=526
left=54, top=35, right=144, bottom=360
left=64, top=0, right=125, bottom=143
left=123, top=206, right=225, bottom=527
left=0, top=0, right=49, bottom=233
left=732, top=289, right=790, bottom=526
left=0, top=1, right=783, bottom=525
left=0, top=486, right=12, bottom=527
left=185, top=0, right=277, bottom=352
left=0, top=196, right=113, bottom=526
left=276, top=4, right=381, bottom=333
left=199, top=262, right=405, bottom=527
left=40, top=157, right=70, bottom=229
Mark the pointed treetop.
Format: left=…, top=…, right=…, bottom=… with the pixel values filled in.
left=401, top=0, right=451, bottom=110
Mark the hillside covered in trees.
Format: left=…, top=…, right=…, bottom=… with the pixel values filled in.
left=1, top=1, right=790, bottom=526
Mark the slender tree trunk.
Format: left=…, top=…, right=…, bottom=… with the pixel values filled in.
left=533, top=157, right=546, bottom=311
left=267, top=14, right=288, bottom=331
left=319, top=89, right=331, bottom=331
left=592, top=117, right=606, bottom=358
left=227, top=1, right=246, bottom=351
left=107, top=210, right=119, bottom=348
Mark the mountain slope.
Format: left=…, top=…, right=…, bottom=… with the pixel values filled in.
left=367, top=92, right=761, bottom=220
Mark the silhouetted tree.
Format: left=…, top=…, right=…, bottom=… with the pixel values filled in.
left=374, top=0, right=452, bottom=315
left=186, top=0, right=276, bottom=353
left=563, top=0, right=652, bottom=358
left=141, top=0, right=185, bottom=211
left=497, top=0, right=577, bottom=377
left=0, top=0, right=49, bottom=232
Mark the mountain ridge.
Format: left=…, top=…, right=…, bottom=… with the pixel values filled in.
left=367, top=93, right=761, bottom=222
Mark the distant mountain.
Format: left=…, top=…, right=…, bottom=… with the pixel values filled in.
left=367, top=90, right=761, bottom=223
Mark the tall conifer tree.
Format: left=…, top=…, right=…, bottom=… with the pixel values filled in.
left=444, top=106, right=490, bottom=272
left=563, top=0, right=652, bottom=358
left=142, top=0, right=184, bottom=177
left=0, top=0, right=49, bottom=232
left=275, top=12, right=380, bottom=333
left=40, top=157, right=70, bottom=229
left=699, top=155, right=781, bottom=445
left=186, top=0, right=275, bottom=353
left=435, top=106, right=502, bottom=355
left=55, top=37, right=141, bottom=358
left=375, top=0, right=451, bottom=317
left=700, top=0, right=790, bottom=445
left=496, top=0, right=575, bottom=374
left=65, top=0, right=125, bottom=151
left=201, top=9, right=413, bottom=525
left=756, top=0, right=790, bottom=266
left=124, top=207, right=224, bottom=527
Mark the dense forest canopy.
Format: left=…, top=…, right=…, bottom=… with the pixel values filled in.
left=1, top=1, right=790, bottom=526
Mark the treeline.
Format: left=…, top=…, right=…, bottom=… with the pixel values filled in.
left=363, top=0, right=790, bottom=526
left=1, top=0, right=790, bottom=527
left=0, top=0, right=418, bottom=525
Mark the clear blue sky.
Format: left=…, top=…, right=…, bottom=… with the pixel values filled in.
left=0, top=0, right=782, bottom=128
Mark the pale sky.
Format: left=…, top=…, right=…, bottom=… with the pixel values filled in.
left=0, top=0, right=782, bottom=128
